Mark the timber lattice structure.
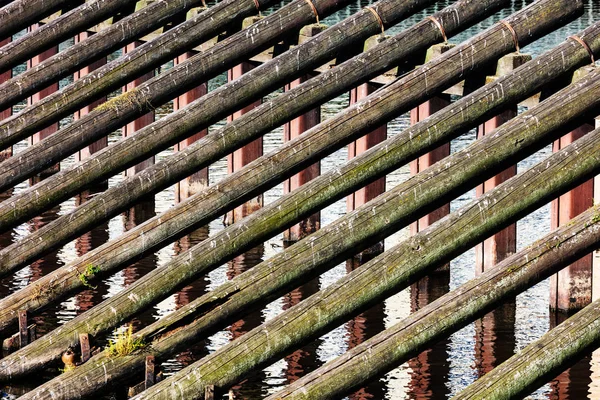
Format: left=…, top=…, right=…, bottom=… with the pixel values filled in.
left=0, top=0, right=599, bottom=398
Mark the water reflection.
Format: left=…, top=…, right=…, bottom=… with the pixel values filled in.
left=407, top=271, right=451, bottom=400
left=74, top=188, right=110, bottom=315
left=474, top=302, right=516, bottom=377
left=122, top=200, right=159, bottom=332
left=227, top=245, right=267, bottom=399
left=548, top=311, right=592, bottom=400
left=346, top=254, right=388, bottom=400
left=281, top=274, right=321, bottom=385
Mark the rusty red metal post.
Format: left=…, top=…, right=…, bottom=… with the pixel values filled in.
left=74, top=32, right=108, bottom=163
left=226, top=17, right=264, bottom=225
left=409, top=44, right=453, bottom=246
left=0, top=37, right=11, bottom=162
left=28, top=24, right=59, bottom=181
left=475, top=53, right=531, bottom=274
left=173, top=51, right=209, bottom=203
left=346, top=35, right=387, bottom=255
left=122, top=41, right=155, bottom=176
left=283, top=25, right=325, bottom=242
left=550, top=66, right=596, bottom=312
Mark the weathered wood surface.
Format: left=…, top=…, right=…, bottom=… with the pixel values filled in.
left=138, top=128, right=600, bottom=400
left=0, top=0, right=268, bottom=153
left=20, top=40, right=600, bottom=400
left=0, top=0, right=346, bottom=185
left=0, top=0, right=463, bottom=259
left=0, top=0, right=69, bottom=39
left=454, top=245, right=600, bottom=399
left=0, top=1, right=586, bottom=380
left=0, top=0, right=141, bottom=74
left=0, top=0, right=546, bottom=331
left=0, top=0, right=203, bottom=102
left=269, top=162, right=600, bottom=400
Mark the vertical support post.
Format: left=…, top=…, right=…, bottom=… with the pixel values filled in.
left=28, top=24, right=59, bottom=181
left=74, top=32, right=108, bottom=163
left=225, top=16, right=263, bottom=225
left=346, top=35, right=387, bottom=256
left=475, top=53, right=531, bottom=274
left=79, top=333, right=91, bottom=363
left=550, top=65, right=596, bottom=312
left=174, top=8, right=209, bottom=203
left=122, top=40, right=155, bottom=176
left=0, top=37, right=11, bottom=161
left=145, top=355, right=155, bottom=389
left=283, top=24, right=325, bottom=242
left=18, top=310, right=28, bottom=348
left=408, top=44, right=454, bottom=254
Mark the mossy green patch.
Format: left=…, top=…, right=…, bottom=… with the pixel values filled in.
left=105, top=324, right=146, bottom=357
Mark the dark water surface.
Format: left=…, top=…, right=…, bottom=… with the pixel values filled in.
left=1, top=0, right=600, bottom=398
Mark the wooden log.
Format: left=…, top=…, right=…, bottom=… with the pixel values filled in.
left=122, top=40, right=156, bottom=176
left=0, top=0, right=267, bottom=154
left=0, top=0, right=66, bottom=39
left=0, top=0, right=460, bottom=256
left=408, top=43, right=453, bottom=245
left=282, top=24, right=325, bottom=241
left=137, top=126, right=600, bottom=400
left=2, top=8, right=592, bottom=384
left=17, top=60, right=600, bottom=398
left=550, top=65, right=597, bottom=311
left=26, top=26, right=60, bottom=180
left=475, top=52, right=532, bottom=274
left=345, top=34, right=387, bottom=254
left=0, top=0, right=582, bottom=343
left=0, top=0, right=206, bottom=112
left=269, top=169, right=600, bottom=400
left=73, top=31, right=107, bottom=163
left=0, top=0, right=139, bottom=74
left=0, top=0, right=347, bottom=188
left=173, top=50, right=208, bottom=203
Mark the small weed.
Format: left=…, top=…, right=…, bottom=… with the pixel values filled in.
left=105, top=325, right=146, bottom=357
left=58, top=364, right=76, bottom=373
left=78, top=264, right=101, bottom=289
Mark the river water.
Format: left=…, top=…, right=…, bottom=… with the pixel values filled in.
left=1, top=0, right=600, bottom=398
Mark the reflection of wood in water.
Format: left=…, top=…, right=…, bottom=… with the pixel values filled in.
left=548, top=310, right=592, bottom=400
left=0, top=189, right=13, bottom=302
left=74, top=189, right=110, bottom=315
left=346, top=253, right=388, bottom=400
left=122, top=200, right=158, bottom=332
left=172, top=226, right=210, bottom=367
left=227, top=245, right=266, bottom=399
left=474, top=301, right=516, bottom=378
left=27, top=205, right=65, bottom=338
left=589, top=349, right=600, bottom=399
left=407, top=271, right=450, bottom=400
left=282, top=276, right=321, bottom=385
